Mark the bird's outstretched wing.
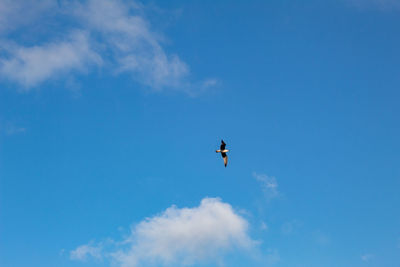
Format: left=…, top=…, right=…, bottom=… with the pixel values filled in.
left=220, top=140, right=226, bottom=150
left=221, top=152, right=228, bottom=167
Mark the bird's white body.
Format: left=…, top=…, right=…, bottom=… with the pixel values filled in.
left=216, top=149, right=229, bottom=153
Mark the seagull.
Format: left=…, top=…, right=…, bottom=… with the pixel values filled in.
left=216, top=139, right=229, bottom=167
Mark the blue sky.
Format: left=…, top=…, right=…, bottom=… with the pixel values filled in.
left=1, top=0, right=400, bottom=266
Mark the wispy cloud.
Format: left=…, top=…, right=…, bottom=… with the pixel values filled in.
left=74, top=0, right=192, bottom=91
left=253, top=172, right=280, bottom=200
left=70, top=243, right=103, bottom=261
left=0, top=31, right=101, bottom=89
left=70, top=198, right=255, bottom=267
left=260, top=221, right=268, bottom=231
left=281, top=220, right=302, bottom=235
left=5, top=126, right=26, bottom=135
left=0, top=122, right=26, bottom=135
left=0, top=0, right=55, bottom=34
left=313, top=230, right=330, bottom=246
left=0, top=0, right=216, bottom=94
left=361, top=253, right=374, bottom=262
left=265, top=248, right=280, bottom=265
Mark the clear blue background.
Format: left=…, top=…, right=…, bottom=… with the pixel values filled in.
left=1, top=1, right=400, bottom=266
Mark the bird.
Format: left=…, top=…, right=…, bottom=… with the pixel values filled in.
left=216, top=139, right=229, bottom=167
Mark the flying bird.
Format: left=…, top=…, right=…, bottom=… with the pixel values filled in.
left=216, top=139, right=229, bottom=167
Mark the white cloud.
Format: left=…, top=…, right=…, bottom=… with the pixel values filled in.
left=71, top=198, right=255, bottom=267
left=70, top=243, right=103, bottom=261
left=0, top=0, right=215, bottom=93
left=0, top=31, right=101, bottom=89
left=75, top=0, right=190, bottom=91
left=361, top=253, right=374, bottom=262
left=253, top=173, right=280, bottom=200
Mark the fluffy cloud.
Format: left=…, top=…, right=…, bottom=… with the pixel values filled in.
left=253, top=173, right=280, bottom=200
left=0, top=0, right=215, bottom=93
left=71, top=198, right=255, bottom=267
